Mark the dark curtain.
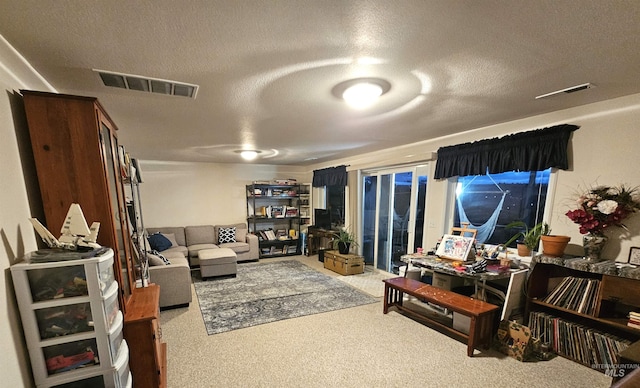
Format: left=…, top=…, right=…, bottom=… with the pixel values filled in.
left=313, top=165, right=348, bottom=187
left=434, top=124, right=579, bottom=179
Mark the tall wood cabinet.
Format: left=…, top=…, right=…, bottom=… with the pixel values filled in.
left=21, top=90, right=167, bottom=387
left=21, top=90, right=135, bottom=310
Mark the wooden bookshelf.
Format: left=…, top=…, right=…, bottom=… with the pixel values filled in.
left=526, top=262, right=640, bottom=373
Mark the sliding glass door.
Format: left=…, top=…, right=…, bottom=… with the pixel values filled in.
left=361, top=165, right=429, bottom=273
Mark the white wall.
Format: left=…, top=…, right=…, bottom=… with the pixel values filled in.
left=317, top=93, right=640, bottom=261
left=0, top=35, right=56, bottom=388
left=139, top=160, right=311, bottom=227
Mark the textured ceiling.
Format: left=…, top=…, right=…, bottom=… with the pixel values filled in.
left=2, top=1, right=640, bottom=165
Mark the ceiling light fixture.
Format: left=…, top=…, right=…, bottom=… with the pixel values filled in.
left=235, top=150, right=261, bottom=160
left=331, top=77, right=391, bottom=109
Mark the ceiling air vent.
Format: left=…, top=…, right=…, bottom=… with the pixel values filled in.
left=93, top=69, right=198, bottom=99
left=535, top=83, right=594, bottom=100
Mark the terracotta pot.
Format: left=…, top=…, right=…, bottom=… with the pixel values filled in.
left=517, top=243, right=532, bottom=257
left=540, top=235, right=571, bottom=257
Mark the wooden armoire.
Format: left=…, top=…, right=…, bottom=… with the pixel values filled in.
left=21, top=90, right=167, bottom=387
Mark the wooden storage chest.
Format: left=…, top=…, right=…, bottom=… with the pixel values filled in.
left=323, top=251, right=364, bottom=275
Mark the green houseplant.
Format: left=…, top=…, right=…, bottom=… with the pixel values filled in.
left=332, top=227, right=359, bottom=254
left=504, top=221, right=550, bottom=256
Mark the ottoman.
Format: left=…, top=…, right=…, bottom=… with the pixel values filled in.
left=199, top=248, right=237, bottom=279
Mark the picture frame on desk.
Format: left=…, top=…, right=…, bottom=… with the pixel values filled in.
left=629, top=246, right=640, bottom=265
left=436, top=234, right=474, bottom=261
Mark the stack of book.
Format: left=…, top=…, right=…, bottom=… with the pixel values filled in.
left=529, top=311, right=631, bottom=368
left=541, top=276, right=601, bottom=315
left=628, top=311, right=640, bottom=329
left=257, top=230, right=278, bottom=241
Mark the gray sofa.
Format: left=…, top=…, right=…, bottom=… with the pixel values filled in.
left=144, top=223, right=259, bottom=308
left=148, top=253, right=191, bottom=309
left=147, top=223, right=259, bottom=266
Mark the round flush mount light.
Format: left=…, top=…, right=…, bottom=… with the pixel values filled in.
left=235, top=150, right=261, bottom=160
left=331, top=77, right=391, bottom=109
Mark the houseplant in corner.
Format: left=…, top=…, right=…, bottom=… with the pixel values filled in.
left=332, top=227, right=358, bottom=254
left=504, top=221, right=550, bottom=256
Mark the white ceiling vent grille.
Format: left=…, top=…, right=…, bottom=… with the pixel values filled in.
left=535, top=83, right=594, bottom=100
left=93, top=69, right=199, bottom=99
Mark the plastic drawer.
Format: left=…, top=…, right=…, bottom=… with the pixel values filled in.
left=106, top=311, right=124, bottom=362
left=42, top=338, right=100, bottom=376
left=50, top=374, right=104, bottom=387
left=97, top=256, right=116, bottom=295
left=27, top=265, right=88, bottom=302
left=35, top=302, right=94, bottom=340
left=113, top=340, right=130, bottom=388
left=43, top=341, right=129, bottom=388
left=102, top=282, right=120, bottom=328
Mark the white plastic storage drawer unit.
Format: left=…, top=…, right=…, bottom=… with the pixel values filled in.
left=11, top=248, right=130, bottom=388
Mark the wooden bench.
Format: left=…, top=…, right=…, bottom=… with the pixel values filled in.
left=383, top=277, right=499, bottom=357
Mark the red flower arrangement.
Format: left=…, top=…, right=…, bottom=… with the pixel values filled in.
left=565, top=185, right=640, bottom=236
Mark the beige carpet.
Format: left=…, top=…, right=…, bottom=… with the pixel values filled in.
left=159, top=255, right=613, bottom=388
left=335, top=265, right=397, bottom=297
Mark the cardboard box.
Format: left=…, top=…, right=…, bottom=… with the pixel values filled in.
left=323, top=251, right=364, bottom=275
left=495, top=320, right=533, bottom=362
left=432, top=272, right=465, bottom=291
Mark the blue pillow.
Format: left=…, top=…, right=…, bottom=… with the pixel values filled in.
left=148, top=233, right=172, bottom=252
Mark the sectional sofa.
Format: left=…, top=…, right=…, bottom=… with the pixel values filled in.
left=144, top=223, right=259, bottom=308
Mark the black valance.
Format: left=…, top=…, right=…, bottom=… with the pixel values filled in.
left=313, top=165, right=348, bottom=187
left=434, top=124, right=579, bottom=179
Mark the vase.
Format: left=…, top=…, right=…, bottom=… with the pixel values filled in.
left=338, top=242, right=350, bottom=254
left=582, top=234, right=607, bottom=260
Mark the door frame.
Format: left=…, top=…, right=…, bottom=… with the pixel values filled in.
left=359, top=163, right=430, bottom=272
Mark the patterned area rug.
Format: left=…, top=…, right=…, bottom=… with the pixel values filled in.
left=192, top=260, right=378, bottom=335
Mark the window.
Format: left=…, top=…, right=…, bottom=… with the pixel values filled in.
left=453, top=169, right=551, bottom=246
left=326, top=185, right=345, bottom=227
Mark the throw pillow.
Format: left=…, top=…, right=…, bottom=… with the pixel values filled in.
left=147, top=252, right=166, bottom=266
left=218, top=227, right=236, bottom=244
left=161, top=233, right=179, bottom=248
left=148, top=232, right=172, bottom=252
left=150, top=250, right=171, bottom=265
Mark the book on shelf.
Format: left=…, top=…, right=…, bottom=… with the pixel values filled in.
left=542, top=276, right=600, bottom=315
left=542, top=277, right=572, bottom=305
left=285, top=206, right=298, bottom=217
left=628, top=311, right=640, bottom=329
left=270, top=205, right=284, bottom=218
left=529, top=311, right=632, bottom=367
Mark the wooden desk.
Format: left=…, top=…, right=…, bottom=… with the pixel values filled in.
left=383, top=277, right=499, bottom=357
left=306, top=227, right=337, bottom=256
left=124, top=285, right=167, bottom=388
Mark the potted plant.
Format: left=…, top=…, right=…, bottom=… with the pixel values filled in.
left=332, top=227, right=358, bottom=254
left=540, top=234, right=571, bottom=258
left=504, top=221, right=550, bottom=256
